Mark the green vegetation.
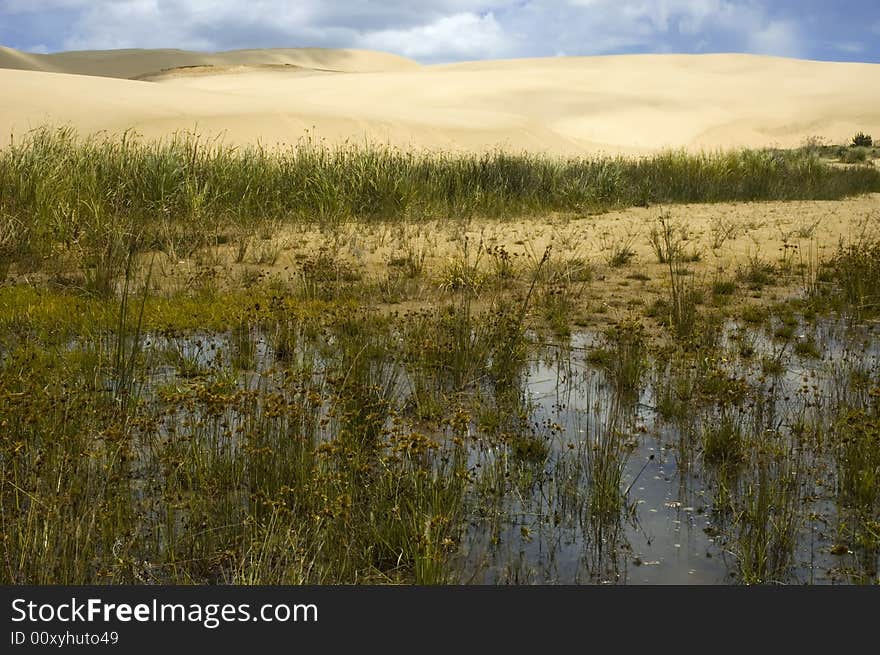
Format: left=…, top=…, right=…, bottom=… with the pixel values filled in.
left=589, top=319, right=647, bottom=395
left=796, top=133, right=878, bottom=164
left=2, top=127, right=879, bottom=283
left=842, top=147, right=870, bottom=164
left=826, top=238, right=880, bottom=320
left=702, top=413, right=744, bottom=466
left=1, top=127, right=880, bottom=585
left=851, top=132, right=873, bottom=148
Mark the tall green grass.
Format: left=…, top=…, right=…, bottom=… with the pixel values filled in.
left=2, top=126, right=878, bottom=271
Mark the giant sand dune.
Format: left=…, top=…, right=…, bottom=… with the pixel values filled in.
left=1, top=46, right=879, bottom=154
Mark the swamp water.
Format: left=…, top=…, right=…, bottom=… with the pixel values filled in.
left=88, top=314, right=880, bottom=585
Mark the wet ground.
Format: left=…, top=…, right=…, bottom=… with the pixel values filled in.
left=128, top=313, right=879, bottom=584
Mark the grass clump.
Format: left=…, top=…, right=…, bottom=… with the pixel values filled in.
left=702, top=413, right=744, bottom=466
left=600, top=232, right=637, bottom=268
left=588, top=319, right=647, bottom=395
left=583, top=397, right=631, bottom=526
left=438, top=237, right=486, bottom=295
left=648, top=212, right=692, bottom=264
left=732, top=457, right=802, bottom=584
left=793, top=336, right=822, bottom=359
left=851, top=132, right=873, bottom=148
left=842, top=147, right=870, bottom=165
left=825, top=238, right=880, bottom=319
left=835, top=410, right=880, bottom=516
left=711, top=277, right=737, bottom=298
left=737, top=253, right=776, bottom=289
left=661, top=232, right=701, bottom=340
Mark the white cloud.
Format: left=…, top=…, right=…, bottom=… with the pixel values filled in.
left=358, top=12, right=510, bottom=61
left=677, top=1, right=738, bottom=34
left=0, top=0, right=811, bottom=61
left=58, top=1, right=319, bottom=51
left=831, top=41, right=864, bottom=54
left=506, top=1, right=806, bottom=58
left=1, top=0, right=92, bottom=11
left=747, top=20, right=803, bottom=58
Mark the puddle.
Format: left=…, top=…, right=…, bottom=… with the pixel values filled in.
left=68, top=315, right=879, bottom=584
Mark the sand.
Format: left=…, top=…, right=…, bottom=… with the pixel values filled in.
left=150, top=192, right=879, bottom=328
left=0, top=45, right=418, bottom=77
left=1, top=46, right=879, bottom=154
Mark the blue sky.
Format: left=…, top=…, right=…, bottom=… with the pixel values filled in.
left=1, top=1, right=878, bottom=64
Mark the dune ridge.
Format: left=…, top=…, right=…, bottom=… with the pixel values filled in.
left=0, top=45, right=419, bottom=78
left=1, top=46, right=878, bottom=155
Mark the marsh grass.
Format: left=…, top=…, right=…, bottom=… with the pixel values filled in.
left=661, top=230, right=701, bottom=340
left=297, top=250, right=362, bottom=301
left=0, top=323, right=138, bottom=582
left=3, top=126, right=880, bottom=586
left=826, top=238, right=880, bottom=320
left=600, top=231, right=637, bottom=268
left=702, top=412, right=744, bottom=467
left=711, top=276, right=737, bottom=299
left=648, top=212, right=684, bottom=264
left=835, top=410, right=880, bottom=516
left=2, top=272, right=878, bottom=584
left=731, top=454, right=803, bottom=584
left=738, top=251, right=777, bottom=290
left=486, top=244, right=518, bottom=282
left=2, top=127, right=878, bottom=274
left=582, top=393, right=632, bottom=527
left=111, top=255, right=152, bottom=420
left=588, top=319, right=647, bottom=396
left=438, top=236, right=486, bottom=294
left=386, top=223, right=432, bottom=281
left=710, top=215, right=739, bottom=250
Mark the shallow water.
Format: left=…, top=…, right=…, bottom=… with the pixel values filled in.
left=456, top=319, right=879, bottom=584
left=109, top=315, right=880, bottom=584
left=457, top=342, right=728, bottom=584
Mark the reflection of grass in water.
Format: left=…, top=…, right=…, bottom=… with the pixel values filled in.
left=582, top=391, right=633, bottom=528
left=576, top=389, right=639, bottom=583
left=3, top=280, right=879, bottom=583
left=731, top=454, right=803, bottom=585
left=835, top=409, right=880, bottom=519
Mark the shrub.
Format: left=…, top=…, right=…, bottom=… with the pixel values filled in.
left=842, top=147, right=869, bottom=164
left=851, top=132, right=873, bottom=148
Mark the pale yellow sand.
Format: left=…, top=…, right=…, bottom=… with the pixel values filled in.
left=0, top=45, right=419, bottom=77
left=151, top=193, right=880, bottom=326
left=1, top=46, right=879, bottom=154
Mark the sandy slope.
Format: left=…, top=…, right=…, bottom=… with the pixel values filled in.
left=1, top=46, right=878, bottom=154
left=0, top=45, right=419, bottom=77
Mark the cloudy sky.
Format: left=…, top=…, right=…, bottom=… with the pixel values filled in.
left=1, top=1, right=878, bottom=63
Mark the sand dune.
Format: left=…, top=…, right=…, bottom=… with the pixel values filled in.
left=1, top=46, right=878, bottom=154
left=0, top=45, right=419, bottom=78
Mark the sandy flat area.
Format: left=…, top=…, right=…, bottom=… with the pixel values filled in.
left=140, top=192, right=877, bottom=327
left=1, top=46, right=878, bottom=154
